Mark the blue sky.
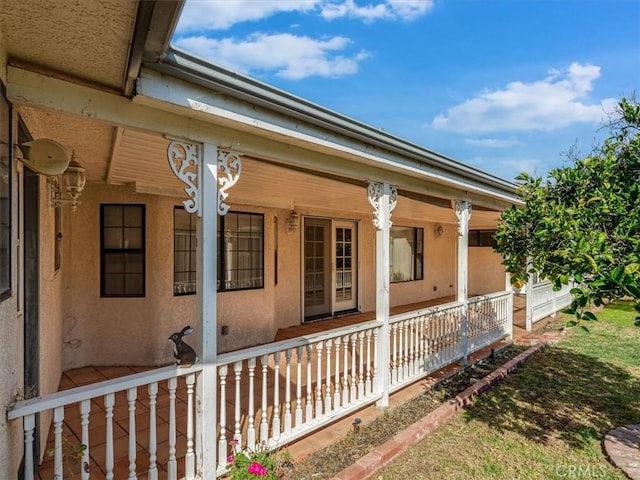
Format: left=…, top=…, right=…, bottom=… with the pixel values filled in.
left=172, top=0, right=640, bottom=182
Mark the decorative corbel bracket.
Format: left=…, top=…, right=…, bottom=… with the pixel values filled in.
left=455, top=200, right=472, bottom=236
left=168, top=141, right=242, bottom=217
left=217, top=150, right=242, bottom=216
left=168, top=140, right=199, bottom=214
left=367, top=181, right=398, bottom=231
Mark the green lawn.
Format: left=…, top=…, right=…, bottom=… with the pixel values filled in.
left=378, top=301, right=640, bottom=480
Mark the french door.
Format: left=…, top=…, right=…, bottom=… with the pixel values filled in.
left=303, top=218, right=358, bottom=321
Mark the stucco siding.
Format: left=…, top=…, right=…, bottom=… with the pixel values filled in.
left=0, top=112, right=24, bottom=479
left=469, top=247, right=506, bottom=295
left=62, top=184, right=197, bottom=369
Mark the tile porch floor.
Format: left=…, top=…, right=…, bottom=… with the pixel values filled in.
left=38, top=294, right=532, bottom=479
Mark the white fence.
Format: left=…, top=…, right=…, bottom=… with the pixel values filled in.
left=8, top=292, right=514, bottom=479
left=527, top=281, right=574, bottom=328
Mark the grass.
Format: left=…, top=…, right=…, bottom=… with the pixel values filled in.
left=283, top=344, right=529, bottom=479
left=377, top=301, right=640, bottom=479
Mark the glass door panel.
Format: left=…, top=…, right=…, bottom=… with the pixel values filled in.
left=334, top=222, right=357, bottom=312
left=303, top=218, right=331, bottom=320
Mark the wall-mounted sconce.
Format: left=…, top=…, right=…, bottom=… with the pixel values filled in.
left=434, top=224, right=444, bottom=238
left=49, top=151, right=86, bottom=211
left=286, top=211, right=300, bottom=234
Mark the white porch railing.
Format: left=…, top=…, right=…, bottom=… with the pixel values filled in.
left=468, top=291, right=513, bottom=353
left=527, top=281, right=574, bottom=327
left=8, top=292, right=514, bottom=479
left=7, top=365, right=201, bottom=480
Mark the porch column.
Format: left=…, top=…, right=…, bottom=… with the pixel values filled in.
left=367, top=181, right=397, bottom=408
left=196, top=142, right=219, bottom=479
left=525, top=258, right=533, bottom=331
left=505, top=272, right=514, bottom=341
left=455, top=200, right=471, bottom=366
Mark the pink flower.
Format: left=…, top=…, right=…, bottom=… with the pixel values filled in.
left=226, top=455, right=234, bottom=464
left=247, top=461, right=269, bottom=476
left=230, top=439, right=239, bottom=446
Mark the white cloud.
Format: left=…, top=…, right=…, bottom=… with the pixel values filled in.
left=176, top=0, right=322, bottom=32
left=432, top=63, right=617, bottom=134
left=465, top=138, right=522, bottom=148
left=321, top=0, right=434, bottom=22
left=176, top=0, right=434, bottom=33
left=174, top=33, right=370, bottom=79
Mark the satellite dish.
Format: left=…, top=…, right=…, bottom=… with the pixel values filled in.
left=19, top=139, right=69, bottom=176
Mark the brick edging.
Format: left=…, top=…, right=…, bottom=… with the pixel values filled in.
left=331, top=343, right=547, bottom=480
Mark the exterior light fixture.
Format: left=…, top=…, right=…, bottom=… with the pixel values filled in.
left=286, top=211, right=300, bottom=234
left=49, top=151, right=86, bottom=211
left=434, top=224, right=444, bottom=238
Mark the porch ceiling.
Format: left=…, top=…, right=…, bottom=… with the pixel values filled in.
left=108, top=128, right=501, bottom=227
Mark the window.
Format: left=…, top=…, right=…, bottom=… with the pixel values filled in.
left=174, top=207, right=196, bottom=295
left=100, top=204, right=145, bottom=297
left=0, top=87, right=10, bottom=301
left=469, top=229, right=497, bottom=247
left=390, top=226, right=423, bottom=283
left=217, top=212, right=264, bottom=291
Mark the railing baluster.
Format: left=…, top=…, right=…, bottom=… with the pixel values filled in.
left=167, top=377, right=177, bottom=480
left=53, top=407, right=64, bottom=479
left=105, top=393, right=115, bottom=480
left=80, top=399, right=91, bottom=480
left=342, top=335, right=350, bottom=405
left=218, top=365, right=228, bottom=469
left=350, top=334, right=357, bottom=402
left=409, top=318, right=416, bottom=377
left=315, top=342, right=323, bottom=419
left=325, top=339, right=333, bottom=413
left=127, top=387, right=137, bottom=479
left=334, top=337, right=341, bottom=409
left=260, top=355, right=269, bottom=443
left=23, top=414, right=35, bottom=480
left=147, top=383, right=158, bottom=480
left=403, top=320, right=409, bottom=380
left=305, top=345, right=313, bottom=423
left=185, top=373, right=196, bottom=480
left=366, top=330, right=373, bottom=395
left=373, top=328, right=379, bottom=393
left=285, top=349, right=293, bottom=435
left=273, top=351, right=281, bottom=440
left=295, top=346, right=303, bottom=429
left=234, top=361, right=243, bottom=445
left=247, top=358, right=256, bottom=450
left=358, top=332, right=365, bottom=398
left=392, top=323, right=398, bottom=384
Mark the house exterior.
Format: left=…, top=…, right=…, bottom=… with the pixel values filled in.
left=0, top=1, right=549, bottom=478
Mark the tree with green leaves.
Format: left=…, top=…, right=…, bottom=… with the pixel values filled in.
left=494, top=98, right=640, bottom=329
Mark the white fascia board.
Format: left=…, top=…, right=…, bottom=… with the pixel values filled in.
left=137, top=65, right=521, bottom=207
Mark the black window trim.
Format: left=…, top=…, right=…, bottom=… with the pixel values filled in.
left=173, top=206, right=197, bottom=296
left=468, top=229, right=497, bottom=248
left=0, top=82, right=12, bottom=302
left=100, top=203, right=146, bottom=298
left=218, top=210, right=265, bottom=293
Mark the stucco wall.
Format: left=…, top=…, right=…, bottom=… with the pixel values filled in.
left=62, top=184, right=198, bottom=369
left=62, top=182, right=505, bottom=369
left=469, top=247, right=506, bottom=295
left=0, top=101, right=24, bottom=479
left=36, top=177, right=65, bottom=458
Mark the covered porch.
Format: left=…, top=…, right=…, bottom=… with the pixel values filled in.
left=26, top=292, right=515, bottom=479
left=6, top=45, right=521, bottom=480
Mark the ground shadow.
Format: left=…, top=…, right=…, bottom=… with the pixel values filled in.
left=462, top=345, right=640, bottom=450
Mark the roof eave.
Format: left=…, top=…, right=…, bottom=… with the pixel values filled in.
left=144, top=46, right=519, bottom=202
